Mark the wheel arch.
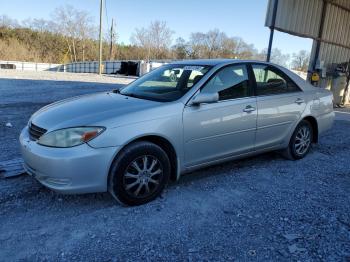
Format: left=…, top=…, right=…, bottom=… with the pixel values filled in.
left=302, top=115, right=319, bottom=143
left=109, top=135, right=180, bottom=183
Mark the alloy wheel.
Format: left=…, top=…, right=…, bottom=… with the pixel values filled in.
left=294, top=125, right=311, bottom=155
left=123, top=155, right=163, bottom=198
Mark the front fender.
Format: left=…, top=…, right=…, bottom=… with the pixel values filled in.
left=88, top=115, right=184, bottom=178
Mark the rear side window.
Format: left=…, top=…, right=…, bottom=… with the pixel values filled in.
left=201, top=64, right=252, bottom=101
left=252, top=64, right=301, bottom=96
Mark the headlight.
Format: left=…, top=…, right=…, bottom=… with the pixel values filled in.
left=38, top=127, right=105, bottom=148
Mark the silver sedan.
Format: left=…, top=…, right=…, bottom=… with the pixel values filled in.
left=20, top=60, right=334, bottom=205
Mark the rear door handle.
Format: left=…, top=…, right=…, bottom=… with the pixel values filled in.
left=295, top=98, right=305, bottom=104
left=243, top=105, right=256, bottom=113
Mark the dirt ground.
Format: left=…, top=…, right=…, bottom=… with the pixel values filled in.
left=0, top=71, right=349, bottom=261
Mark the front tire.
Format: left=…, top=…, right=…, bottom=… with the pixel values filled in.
left=108, top=141, right=170, bottom=206
left=282, top=120, right=313, bottom=160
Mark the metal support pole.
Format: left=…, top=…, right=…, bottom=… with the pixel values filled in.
left=267, top=29, right=275, bottom=62
left=267, top=0, right=279, bottom=62
left=312, top=0, right=328, bottom=71
left=266, top=0, right=278, bottom=62
left=98, top=0, right=104, bottom=75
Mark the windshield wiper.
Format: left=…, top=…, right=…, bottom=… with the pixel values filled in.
left=115, top=91, right=144, bottom=99
left=113, top=89, right=139, bottom=98
left=122, top=93, right=145, bottom=99
left=114, top=90, right=157, bottom=101
left=112, top=89, right=138, bottom=98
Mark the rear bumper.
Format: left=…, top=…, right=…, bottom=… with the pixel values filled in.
left=20, top=127, right=119, bottom=194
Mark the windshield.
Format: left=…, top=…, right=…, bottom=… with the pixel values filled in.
left=119, top=64, right=212, bottom=102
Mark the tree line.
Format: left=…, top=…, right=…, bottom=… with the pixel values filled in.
left=0, top=6, right=310, bottom=71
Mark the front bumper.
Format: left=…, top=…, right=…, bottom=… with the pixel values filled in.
left=20, top=127, right=119, bottom=194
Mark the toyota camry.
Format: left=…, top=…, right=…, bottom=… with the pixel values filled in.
left=20, top=59, right=334, bottom=206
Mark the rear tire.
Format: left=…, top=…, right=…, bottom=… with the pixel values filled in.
left=281, top=120, right=313, bottom=160
left=108, top=141, right=170, bottom=206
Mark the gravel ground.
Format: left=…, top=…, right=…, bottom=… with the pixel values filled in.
left=0, top=71, right=134, bottom=162
left=0, top=71, right=350, bottom=261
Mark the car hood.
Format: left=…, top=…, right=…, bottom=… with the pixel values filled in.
left=30, top=92, right=160, bottom=131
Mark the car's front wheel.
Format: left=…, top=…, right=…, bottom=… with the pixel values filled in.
left=108, top=141, right=170, bottom=206
left=282, top=120, right=313, bottom=160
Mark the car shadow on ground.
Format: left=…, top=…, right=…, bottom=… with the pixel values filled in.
left=176, top=151, right=281, bottom=186
left=1, top=150, right=282, bottom=211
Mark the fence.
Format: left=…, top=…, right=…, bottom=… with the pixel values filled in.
left=64, top=61, right=122, bottom=74
left=0, top=60, right=168, bottom=76
left=64, top=61, right=168, bottom=75
left=0, top=60, right=61, bottom=72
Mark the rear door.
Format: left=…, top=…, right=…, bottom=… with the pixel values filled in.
left=251, top=64, right=306, bottom=150
left=183, top=64, right=257, bottom=167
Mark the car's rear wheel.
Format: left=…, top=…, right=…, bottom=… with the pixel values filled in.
left=282, top=120, right=313, bottom=160
left=108, top=141, right=170, bottom=206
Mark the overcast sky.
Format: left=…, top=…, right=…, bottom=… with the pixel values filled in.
left=2, top=0, right=313, bottom=54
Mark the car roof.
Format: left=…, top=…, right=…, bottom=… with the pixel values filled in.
left=170, top=59, right=313, bottom=91
left=171, top=59, right=271, bottom=66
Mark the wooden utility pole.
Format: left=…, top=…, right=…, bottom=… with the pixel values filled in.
left=109, top=18, right=115, bottom=60
left=98, top=0, right=104, bottom=75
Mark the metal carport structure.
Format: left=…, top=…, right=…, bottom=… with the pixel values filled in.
left=265, top=0, right=350, bottom=104
left=266, top=0, right=350, bottom=67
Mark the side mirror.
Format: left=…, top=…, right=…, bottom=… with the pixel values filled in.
left=191, top=92, right=219, bottom=105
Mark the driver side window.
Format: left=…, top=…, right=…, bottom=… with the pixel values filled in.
left=201, top=64, right=251, bottom=101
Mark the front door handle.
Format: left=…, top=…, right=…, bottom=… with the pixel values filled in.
left=295, top=98, right=305, bottom=104
left=243, top=105, right=256, bottom=113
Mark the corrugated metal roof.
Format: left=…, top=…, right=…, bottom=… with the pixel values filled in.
left=323, top=3, right=350, bottom=47
left=333, top=0, right=350, bottom=10
left=266, top=0, right=350, bottom=65
left=265, top=0, right=322, bottom=38
left=319, top=42, right=350, bottom=64
left=266, top=0, right=350, bottom=47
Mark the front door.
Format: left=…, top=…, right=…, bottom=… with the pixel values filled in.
left=183, top=64, right=257, bottom=167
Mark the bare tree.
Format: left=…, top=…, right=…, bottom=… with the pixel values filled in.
left=149, top=21, right=173, bottom=59
left=220, top=37, right=238, bottom=58
left=291, top=50, right=310, bottom=72
left=188, top=30, right=256, bottom=59
left=188, top=32, right=207, bottom=58
left=75, top=11, right=97, bottom=61
left=22, top=18, right=55, bottom=33
left=0, top=14, right=19, bottom=28
left=172, top=37, right=188, bottom=59
left=130, top=27, right=151, bottom=60
left=52, top=5, right=96, bottom=62
left=258, top=48, right=290, bottom=67
left=205, top=29, right=226, bottom=58
left=233, top=37, right=258, bottom=59
left=131, top=20, right=173, bottom=60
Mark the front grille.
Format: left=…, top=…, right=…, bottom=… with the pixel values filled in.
left=29, top=122, right=47, bottom=141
